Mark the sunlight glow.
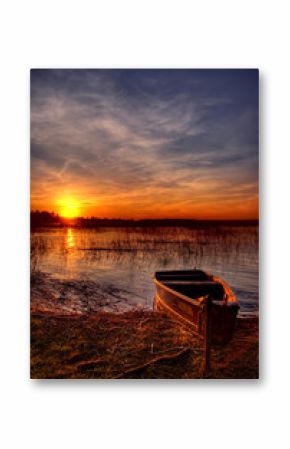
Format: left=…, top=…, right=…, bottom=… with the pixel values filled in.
left=66, top=228, right=75, bottom=249
left=57, top=197, right=81, bottom=218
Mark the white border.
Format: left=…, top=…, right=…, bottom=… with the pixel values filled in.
left=1, top=1, right=290, bottom=448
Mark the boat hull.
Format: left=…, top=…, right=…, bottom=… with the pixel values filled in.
left=153, top=271, right=239, bottom=345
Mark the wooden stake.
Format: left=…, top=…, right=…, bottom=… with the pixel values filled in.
left=201, top=296, right=212, bottom=378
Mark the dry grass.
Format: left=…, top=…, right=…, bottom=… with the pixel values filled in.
left=31, top=310, right=258, bottom=379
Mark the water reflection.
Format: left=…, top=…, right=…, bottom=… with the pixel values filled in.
left=66, top=228, right=75, bottom=249
left=31, top=226, right=259, bottom=315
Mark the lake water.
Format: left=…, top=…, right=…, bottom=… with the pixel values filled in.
left=31, top=225, right=259, bottom=316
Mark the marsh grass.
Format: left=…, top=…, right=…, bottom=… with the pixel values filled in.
left=31, top=225, right=258, bottom=255
left=75, top=225, right=258, bottom=273
left=30, top=310, right=258, bottom=379
left=31, top=225, right=258, bottom=314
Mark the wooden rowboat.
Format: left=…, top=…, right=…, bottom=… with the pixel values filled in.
left=153, top=270, right=239, bottom=344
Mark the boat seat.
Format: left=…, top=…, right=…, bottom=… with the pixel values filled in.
left=163, top=280, right=225, bottom=300
left=164, top=280, right=219, bottom=286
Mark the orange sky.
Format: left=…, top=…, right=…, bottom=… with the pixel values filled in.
left=31, top=185, right=258, bottom=220
left=31, top=69, right=259, bottom=220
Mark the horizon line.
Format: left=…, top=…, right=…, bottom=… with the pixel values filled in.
left=30, top=211, right=259, bottom=222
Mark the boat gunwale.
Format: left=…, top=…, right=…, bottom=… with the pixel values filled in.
left=153, top=277, right=205, bottom=308
left=153, top=270, right=239, bottom=309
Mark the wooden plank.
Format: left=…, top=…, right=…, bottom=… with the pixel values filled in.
left=163, top=280, right=219, bottom=285
left=201, top=296, right=212, bottom=378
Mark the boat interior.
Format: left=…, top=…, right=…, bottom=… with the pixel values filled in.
left=155, top=270, right=225, bottom=301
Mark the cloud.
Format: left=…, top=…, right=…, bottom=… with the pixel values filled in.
left=30, top=69, right=258, bottom=218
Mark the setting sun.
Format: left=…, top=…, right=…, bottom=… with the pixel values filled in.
left=57, top=197, right=81, bottom=218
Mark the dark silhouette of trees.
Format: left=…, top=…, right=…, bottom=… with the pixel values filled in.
left=30, top=210, right=258, bottom=229
left=31, top=211, right=63, bottom=227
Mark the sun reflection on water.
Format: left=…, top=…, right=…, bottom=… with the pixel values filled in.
left=66, top=228, right=75, bottom=249
left=32, top=226, right=258, bottom=314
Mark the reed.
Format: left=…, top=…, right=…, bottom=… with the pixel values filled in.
left=30, top=310, right=258, bottom=379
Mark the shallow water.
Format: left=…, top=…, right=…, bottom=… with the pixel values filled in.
left=31, top=225, right=259, bottom=316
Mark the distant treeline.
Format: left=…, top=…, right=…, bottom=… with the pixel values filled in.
left=31, top=211, right=258, bottom=228
left=31, top=211, right=63, bottom=226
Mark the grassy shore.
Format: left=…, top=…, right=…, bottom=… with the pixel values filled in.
left=31, top=310, right=258, bottom=379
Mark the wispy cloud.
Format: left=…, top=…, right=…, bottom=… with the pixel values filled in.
left=31, top=69, right=258, bottom=219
